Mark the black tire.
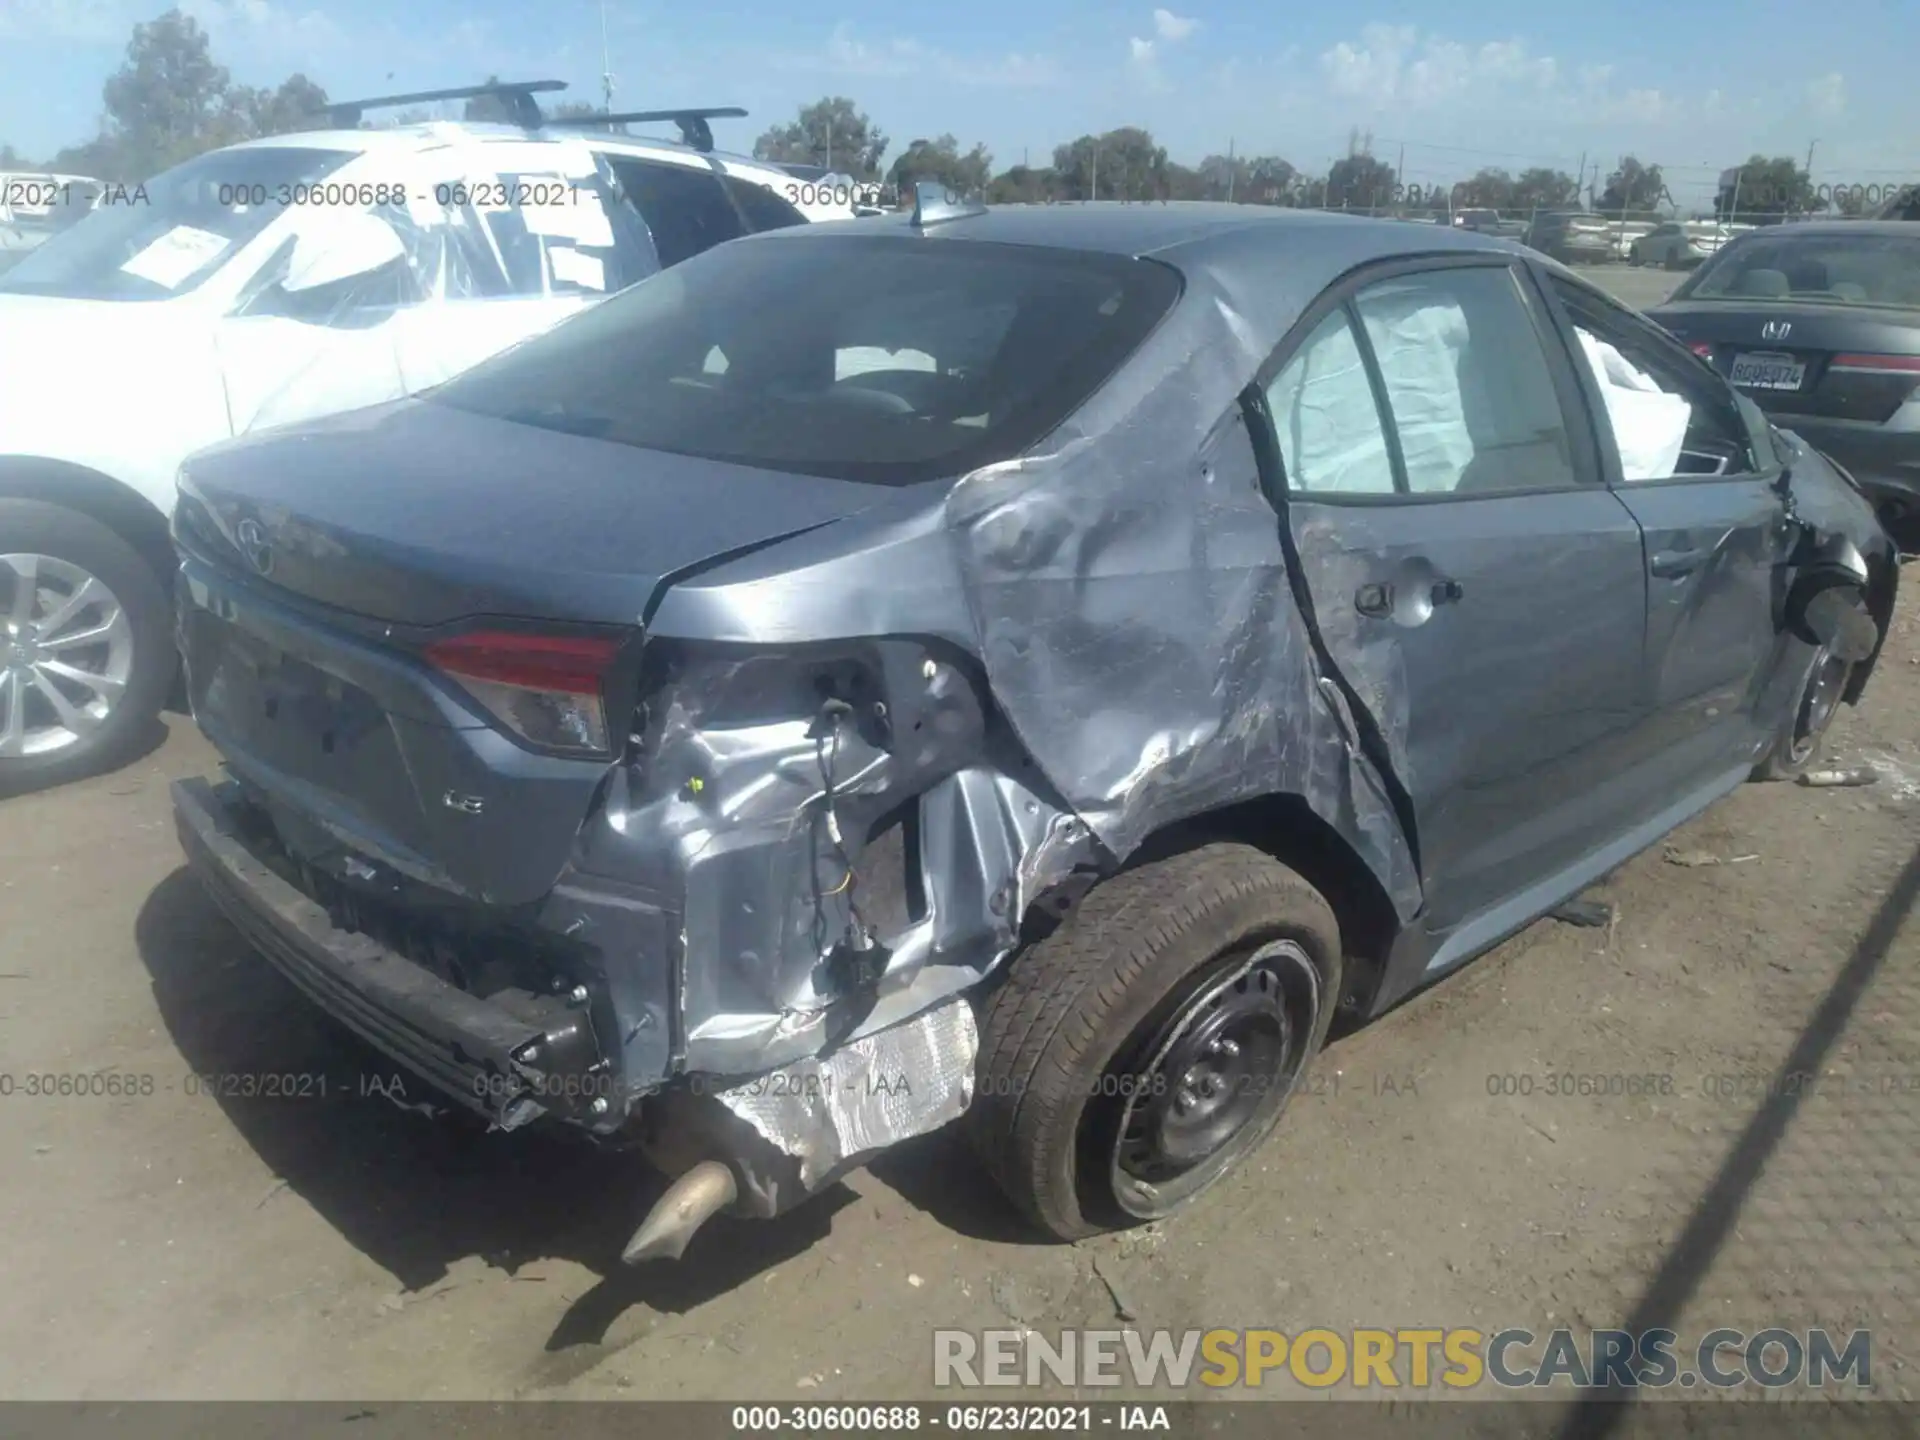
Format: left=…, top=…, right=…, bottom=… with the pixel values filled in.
left=0, top=498, right=173, bottom=793
left=969, top=842, right=1343, bottom=1241
left=1752, top=645, right=1850, bottom=782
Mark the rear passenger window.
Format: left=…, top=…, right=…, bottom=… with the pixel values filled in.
left=1353, top=267, right=1580, bottom=495
left=726, top=176, right=808, bottom=232
left=1264, top=309, right=1396, bottom=496
left=608, top=158, right=744, bottom=268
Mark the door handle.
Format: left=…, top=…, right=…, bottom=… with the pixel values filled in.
left=1650, top=548, right=1702, bottom=578
left=1430, top=578, right=1465, bottom=605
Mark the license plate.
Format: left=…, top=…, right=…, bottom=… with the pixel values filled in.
left=1729, top=351, right=1806, bottom=391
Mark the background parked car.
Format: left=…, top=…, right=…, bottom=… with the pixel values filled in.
left=0, top=83, right=825, bottom=790
left=1451, top=208, right=1526, bottom=239
left=1631, top=219, right=1737, bottom=270
left=0, top=172, right=100, bottom=276
left=1648, top=221, right=1920, bottom=552
left=1524, top=209, right=1619, bottom=264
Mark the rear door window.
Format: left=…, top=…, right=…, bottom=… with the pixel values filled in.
left=725, top=176, right=809, bottom=233
left=430, top=233, right=1183, bottom=485
left=1351, top=266, right=1582, bottom=495
left=605, top=157, right=745, bottom=268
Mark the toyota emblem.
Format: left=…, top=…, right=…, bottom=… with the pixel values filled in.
left=1761, top=319, right=1793, bottom=341
left=235, top=518, right=274, bottom=576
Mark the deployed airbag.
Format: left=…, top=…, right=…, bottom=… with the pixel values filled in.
left=1575, top=327, right=1690, bottom=481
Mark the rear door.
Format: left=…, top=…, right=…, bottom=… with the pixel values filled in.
left=1541, top=273, right=1792, bottom=778
left=1258, top=256, right=1649, bottom=937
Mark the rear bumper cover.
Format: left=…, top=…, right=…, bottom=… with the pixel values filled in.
left=172, top=775, right=607, bottom=1131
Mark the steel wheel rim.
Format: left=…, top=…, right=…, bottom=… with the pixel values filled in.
left=1, top=553, right=134, bottom=758
left=1787, top=647, right=1849, bottom=765
left=1105, top=938, right=1323, bottom=1220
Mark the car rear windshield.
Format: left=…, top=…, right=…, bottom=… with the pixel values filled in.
left=1678, top=231, right=1920, bottom=308
left=429, top=232, right=1183, bottom=486
left=0, top=146, right=354, bottom=301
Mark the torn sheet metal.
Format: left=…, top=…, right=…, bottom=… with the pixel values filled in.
left=711, top=994, right=978, bottom=1191
left=940, top=221, right=1441, bottom=922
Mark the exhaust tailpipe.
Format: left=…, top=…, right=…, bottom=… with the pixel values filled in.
left=621, top=1160, right=738, bottom=1265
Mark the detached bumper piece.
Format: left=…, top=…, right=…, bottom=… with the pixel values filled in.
left=172, top=776, right=611, bottom=1131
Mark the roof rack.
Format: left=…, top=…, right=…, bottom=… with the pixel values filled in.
left=543, top=107, right=747, bottom=153
left=324, top=80, right=569, bottom=130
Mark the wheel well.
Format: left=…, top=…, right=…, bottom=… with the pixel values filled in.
left=1117, top=794, right=1403, bottom=1020
left=0, top=458, right=176, bottom=586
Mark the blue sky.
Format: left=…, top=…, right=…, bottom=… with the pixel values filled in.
left=2, top=0, right=1914, bottom=208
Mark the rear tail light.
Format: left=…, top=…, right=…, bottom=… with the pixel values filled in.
left=1689, top=342, right=1714, bottom=359
left=425, top=630, right=622, bottom=756
left=1829, top=353, right=1920, bottom=374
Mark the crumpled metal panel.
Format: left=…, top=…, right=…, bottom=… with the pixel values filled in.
left=941, top=226, right=1433, bottom=920
left=711, top=993, right=978, bottom=1190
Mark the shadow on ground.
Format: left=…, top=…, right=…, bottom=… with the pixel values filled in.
left=1560, top=836, right=1920, bottom=1436
left=133, top=866, right=866, bottom=1352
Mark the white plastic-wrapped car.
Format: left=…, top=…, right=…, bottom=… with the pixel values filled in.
left=0, top=84, right=838, bottom=787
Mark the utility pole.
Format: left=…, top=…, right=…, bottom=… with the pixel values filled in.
left=1396, top=142, right=1404, bottom=211
left=825, top=117, right=833, bottom=171
left=1226, top=137, right=1235, bottom=202
left=1090, top=146, right=1098, bottom=202
left=599, top=0, right=614, bottom=114
left=1575, top=150, right=1587, bottom=209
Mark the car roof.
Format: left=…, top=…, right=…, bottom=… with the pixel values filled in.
left=1725, top=221, right=1920, bottom=240
left=757, top=200, right=1518, bottom=260
left=219, top=121, right=780, bottom=174
left=742, top=201, right=1522, bottom=295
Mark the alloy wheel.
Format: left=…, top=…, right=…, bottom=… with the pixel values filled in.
left=0, top=552, right=135, bottom=758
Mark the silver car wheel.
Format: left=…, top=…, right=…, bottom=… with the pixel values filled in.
left=0, top=552, right=135, bottom=758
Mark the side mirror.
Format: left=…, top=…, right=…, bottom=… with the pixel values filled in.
left=282, top=210, right=407, bottom=294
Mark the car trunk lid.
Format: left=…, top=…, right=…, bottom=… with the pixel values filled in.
left=1650, top=299, right=1920, bottom=426
left=178, top=397, right=885, bottom=628
left=175, top=400, right=891, bottom=904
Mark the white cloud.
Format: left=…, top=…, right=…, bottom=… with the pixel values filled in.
left=792, top=22, right=1058, bottom=88
left=179, top=0, right=342, bottom=54
left=1129, top=36, right=1156, bottom=62
left=0, top=0, right=135, bottom=42
left=1153, top=8, right=1198, bottom=42
left=1320, top=24, right=1556, bottom=106
left=1806, top=71, right=1846, bottom=117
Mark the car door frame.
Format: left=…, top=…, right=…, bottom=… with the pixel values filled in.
left=1528, top=261, right=1801, bottom=785
left=1243, top=248, right=1664, bottom=1006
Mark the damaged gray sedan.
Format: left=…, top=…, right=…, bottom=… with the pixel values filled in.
left=166, top=192, right=1898, bottom=1261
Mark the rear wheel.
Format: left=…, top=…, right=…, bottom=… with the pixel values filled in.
left=0, top=499, right=173, bottom=793
left=1753, top=645, right=1850, bottom=781
left=969, top=842, right=1342, bottom=1241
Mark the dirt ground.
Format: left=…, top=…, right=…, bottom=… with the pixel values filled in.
left=2, top=265, right=1917, bottom=1405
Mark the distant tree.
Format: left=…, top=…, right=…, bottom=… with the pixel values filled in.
left=43, top=9, right=332, bottom=180
left=1325, top=152, right=1396, bottom=210
left=1454, top=167, right=1515, bottom=211
left=221, top=74, right=329, bottom=141
left=1052, top=128, right=1168, bottom=201
left=0, top=143, right=30, bottom=170
left=1196, top=153, right=1298, bottom=204
left=98, top=9, right=234, bottom=178
left=1598, top=155, right=1667, bottom=215
left=1716, top=155, right=1816, bottom=220
left=888, top=134, right=992, bottom=197
left=985, top=164, right=1059, bottom=204
left=1511, top=166, right=1580, bottom=211
left=754, top=97, right=887, bottom=177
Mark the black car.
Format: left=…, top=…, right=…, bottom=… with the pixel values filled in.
left=1649, top=222, right=1920, bottom=550
left=168, top=195, right=1896, bottom=1262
